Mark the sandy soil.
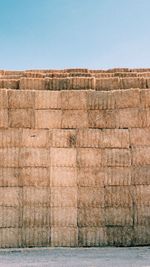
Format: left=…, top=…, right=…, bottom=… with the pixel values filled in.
left=0, top=247, right=149, bottom=267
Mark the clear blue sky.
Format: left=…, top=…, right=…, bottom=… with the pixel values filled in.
left=0, top=0, right=150, bottom=70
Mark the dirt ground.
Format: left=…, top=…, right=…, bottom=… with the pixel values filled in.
left=0, top=247, right=149, bottom=267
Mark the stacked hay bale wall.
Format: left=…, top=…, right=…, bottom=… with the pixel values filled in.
left=0, top=68, right=150, bottom=247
